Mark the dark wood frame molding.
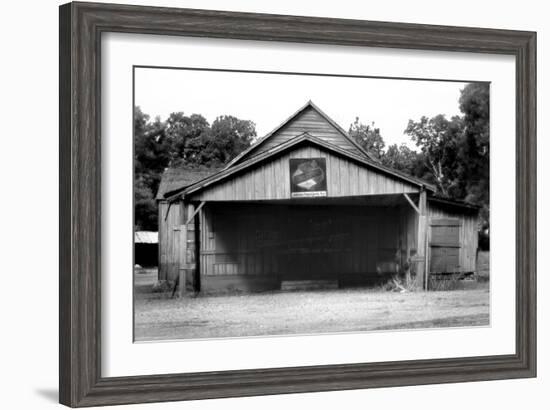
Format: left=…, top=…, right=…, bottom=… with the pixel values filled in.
left=59, top=2, right=536, bottom=407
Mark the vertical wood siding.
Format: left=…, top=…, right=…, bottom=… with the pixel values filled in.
left=246, top=106, right=362, bottom=160
left=427, top=202, right=479, bottom=273
left=191, top=144, right=419, bottom=201
left=158, top=201, right=184, bottom=281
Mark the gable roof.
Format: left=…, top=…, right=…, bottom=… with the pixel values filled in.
left=165, top=132, right=435, bottom=200
left=224, top=100, right=378, bottom=169
left=156, top=167, right=220, bottom=200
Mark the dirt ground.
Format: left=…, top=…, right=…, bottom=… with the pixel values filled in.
left=134, top=269, right=490, bottom=341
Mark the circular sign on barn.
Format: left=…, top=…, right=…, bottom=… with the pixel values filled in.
left=289, top=158, right=328, bottom=197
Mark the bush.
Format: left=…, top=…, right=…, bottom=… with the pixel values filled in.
left=428, top=273, right=477, bottom=291
left=152, top=280, right=174, bottom=293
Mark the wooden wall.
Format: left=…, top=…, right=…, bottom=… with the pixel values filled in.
left=157, top=197, right=479, bottom=291
left=190, top=144, right=419, bottom=202
left=157, top=201, right=185, bottom=281
left=198, top=203, right=420, bottom=292
left=245, top=106, right=362, bottom=160
left=427, top=201, right=479, bottom=273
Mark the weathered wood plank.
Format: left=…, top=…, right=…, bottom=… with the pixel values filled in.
left=416, top=190, right=428, bottom=289
left=249, top=106, right=361, bottom=159
left=430, top=218, right=463, bottom=226
left=427, top=203, right=478, bottom=273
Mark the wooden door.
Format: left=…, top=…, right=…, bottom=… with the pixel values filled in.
left=429, top=218, right=461, bottom=273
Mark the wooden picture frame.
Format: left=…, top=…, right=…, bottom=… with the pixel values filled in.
left=59, top=1, right=536, bottom=407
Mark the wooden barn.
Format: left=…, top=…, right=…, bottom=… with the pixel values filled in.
left=156, top=101, right=479, bottom=294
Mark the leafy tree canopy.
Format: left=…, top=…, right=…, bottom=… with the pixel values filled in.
left=404, top=83, right=490, bottom=226
left=404, top=114, right=464, bottom=197
left=133, top=108, right=255, bottom=230
left=348, top=118, right=385, bottom=159
left=382, top=143, right=430, bottom=180
left=350, top=83, right=489, bottom=229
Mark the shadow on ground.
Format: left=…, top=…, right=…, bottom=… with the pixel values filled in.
left=35, top=388, right=58, bottom=403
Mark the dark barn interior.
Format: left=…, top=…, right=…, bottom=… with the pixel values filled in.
left=198, top=200, right=416, bottom=292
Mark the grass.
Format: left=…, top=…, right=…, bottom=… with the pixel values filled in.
left=134, top=268, right=490, bottom=341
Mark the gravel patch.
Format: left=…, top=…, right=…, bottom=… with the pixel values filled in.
left=134, top=270, right=490, bottom=341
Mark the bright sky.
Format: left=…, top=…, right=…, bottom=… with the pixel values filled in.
left=135, top=67, right=469, bottom=150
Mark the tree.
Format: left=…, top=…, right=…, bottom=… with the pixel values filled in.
left=348, top=118, right=385, bottom=159
left=133, top=107, right=256, bottom=230
left=199, top=115, right=256, bottom=166
left=403, top=83, right=490, bottom=229
left=134, top=107, right=168, bottom=231
left=134, top=176, right=158, bottom=231
left=404, top=114, right=463, bottom=197
left=164, top=112, right=210, bottom=165
left=383, top=144, right=418, bottom=174
left=134, top=107, right=169, bottom=194
left=458, top=83, right=490, bottom=224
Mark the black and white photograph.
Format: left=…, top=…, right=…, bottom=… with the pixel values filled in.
left=133, top=67, right=490, bottom=342
left=0, top=0, right=543, bottom=408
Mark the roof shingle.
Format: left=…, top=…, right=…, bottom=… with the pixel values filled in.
left=155, top=167, right=220, bottom=200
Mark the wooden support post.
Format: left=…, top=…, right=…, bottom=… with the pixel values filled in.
left=405, top=245, right=411, bottom=287
left=172, top=201, right=196, bottom=298
left=424, top=206, right=430, bottom=290
left=416, top=189, right=429, bottom=290
left=178, top=269, right=185, bottom=298
left=168, top=222, right=186, bottom=298
left=184, top=203, right=197, bottom=292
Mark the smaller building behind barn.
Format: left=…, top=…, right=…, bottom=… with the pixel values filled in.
left=134, top=231, right=158, bottom=267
